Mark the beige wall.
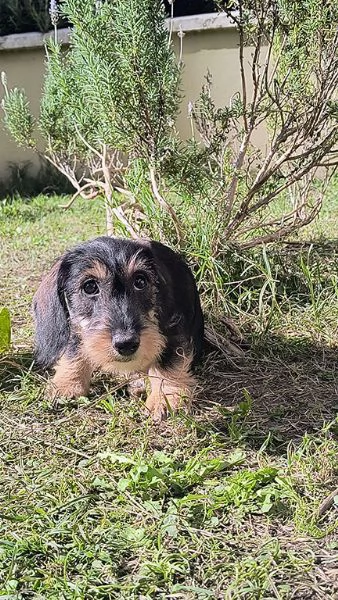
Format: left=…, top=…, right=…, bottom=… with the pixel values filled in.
left=0, top=48, right=45, bottom=179
left=175, top=29, right=244, bottom=138
left=0, top=22, right=266, bottom=182
left=174, top=28, right=267, bottom=149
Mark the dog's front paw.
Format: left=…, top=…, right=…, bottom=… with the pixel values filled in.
left=127, top=376, right=146, bottom=398
left=145, top=391, right=185, bottom=423
left=46, top=355, right=92, bottom=402
left=146, top=365, right=195, bottom=423
left=145, top=392, right=167, bottom=423
left=46, top=379, right=90, bottom=400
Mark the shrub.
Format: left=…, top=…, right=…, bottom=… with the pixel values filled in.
left=190, top=0, right=338, bottom=248
left=1, top=0, right=182, bottom=237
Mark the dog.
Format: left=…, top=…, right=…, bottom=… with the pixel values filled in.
left=33, top=236, right=204, bottom=422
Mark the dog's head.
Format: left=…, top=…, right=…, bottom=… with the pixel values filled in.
left=33, top=237, right=168, bottom=372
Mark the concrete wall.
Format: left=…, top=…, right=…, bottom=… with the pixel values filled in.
left=0, top=13, right=265, bottom=182
left=0, top=47, right=46, bottom=178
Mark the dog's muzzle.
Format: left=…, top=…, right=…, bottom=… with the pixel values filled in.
left=112, top=332, right=140, bottom=358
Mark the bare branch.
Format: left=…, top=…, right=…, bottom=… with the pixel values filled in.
left=149, top=165, right=183, bottom=243
left=59, top=182, right=99, bottom=209
left=112, top=205, right=139, bottom=238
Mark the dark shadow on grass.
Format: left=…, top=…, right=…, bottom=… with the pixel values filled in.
left=197, top=334, right=338, bottom=454
left=219, top=240, right=338, bottom=312
left=0, top=352, right=34, bottom=393
left=271, top=241, right=338, bottom=305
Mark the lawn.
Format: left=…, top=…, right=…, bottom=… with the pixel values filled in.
left=0, top=193, right=337, bottom=599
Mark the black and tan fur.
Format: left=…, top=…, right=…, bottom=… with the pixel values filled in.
left=33, top=236, right=204, bottom=422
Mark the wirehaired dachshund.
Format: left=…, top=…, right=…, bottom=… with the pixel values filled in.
left=33, top=236, right=204, bottom=422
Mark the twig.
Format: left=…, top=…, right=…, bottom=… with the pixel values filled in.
left=238, top=204, right=322, bottom=249
left=112, top=206, right=139, bottom=238
left=318, top=488, right=338, bottom=517
left=74, top=124, right=102, bottom=159
left=59, top=183, right=99, bottom=209
left=167, top=0, right=174, bottom=47
left=149, top=165, right=183, bottom=242
left=204, top=324, right=245, bottom=360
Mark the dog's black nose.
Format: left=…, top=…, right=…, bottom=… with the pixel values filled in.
left=113, top=333, right=140, bottom=357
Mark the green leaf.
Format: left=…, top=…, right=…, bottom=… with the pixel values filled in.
left=0, top=307, right=11, bottom=353
left=117, top=478, right=130, bottom=492
left=98, top=450, right=135, bottom=465
left=122, top=526, right=146, bottom=543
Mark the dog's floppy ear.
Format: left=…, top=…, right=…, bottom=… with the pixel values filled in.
left=148, top=240, right=204, bottom=362
left=32, top=259, right=69, bottom=368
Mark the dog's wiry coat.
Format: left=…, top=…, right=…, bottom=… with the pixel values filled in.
left=33, top=236, right=204, bottom=421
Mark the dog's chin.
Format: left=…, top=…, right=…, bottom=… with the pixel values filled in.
left=112, top=353, right=137, bottom=363
left=106, top=346, right=158, bottom=375
left=108, top=348, right=140, bottom=367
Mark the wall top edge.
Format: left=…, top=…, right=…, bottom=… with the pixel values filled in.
left=0, top=13, right=235, bottom=52
left=169, top=13, right=235, bottom=33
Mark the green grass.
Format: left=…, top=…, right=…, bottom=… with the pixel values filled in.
left=0, top=194, right=338, bottom=599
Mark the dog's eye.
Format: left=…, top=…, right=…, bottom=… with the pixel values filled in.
left=82, top=279, right=99, bottom=296
left=133, top=273, right=148, bottom=290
